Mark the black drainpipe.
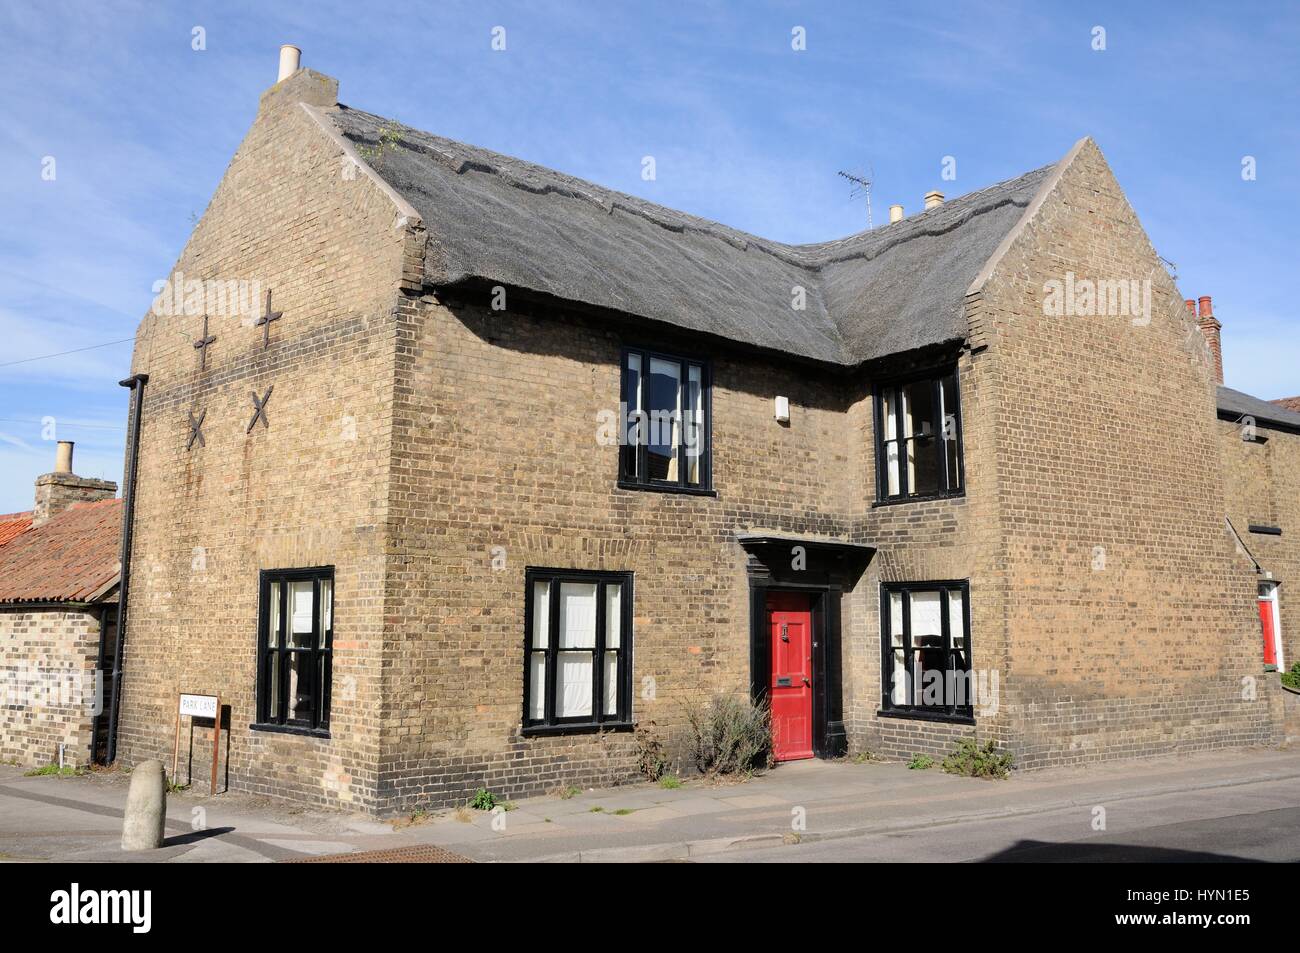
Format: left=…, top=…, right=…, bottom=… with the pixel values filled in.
left=106, top=372, right=148, bottom=764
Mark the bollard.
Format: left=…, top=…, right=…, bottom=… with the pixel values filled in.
left=121, top=760, right=167, bottom=850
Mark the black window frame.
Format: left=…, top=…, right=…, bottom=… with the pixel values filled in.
left=873, top=366, right=965, bottom=504
left=879, top=580, right=974, bottom=723
left=253, top=566, right=334, bottom=737
left=618, top=346, right=713, bottom=494
left=523, top=568, right=634, bottom=735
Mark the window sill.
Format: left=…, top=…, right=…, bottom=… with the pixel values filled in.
left=1248, top=524, right=1282, bottom=536
left=249, top=722, right=331, bottom=739
left=876, top=708, right=975, bottom=726
left=872, top=490, right=965, bottom=508
left=521, top=721, right=635, bottom=738
left=616, top=480, right=717, bottom=498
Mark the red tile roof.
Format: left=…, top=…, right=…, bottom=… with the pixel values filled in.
left=1271, top=396, right=1300, bottom=414
left=0, top=511, right=32, bottom=548
left=0, top=498, right=121, bottom=603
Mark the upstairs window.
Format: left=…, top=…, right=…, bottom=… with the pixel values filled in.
left=620, top=349, right=710, bottom=491
left=876, top=369, right=963, bottom=501
left=255, top=567, right=334, bottom=734
left=524, top=569, right=632, bottom=733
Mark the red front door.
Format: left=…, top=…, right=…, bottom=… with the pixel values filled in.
left=768, top=592, right=813, bottom=761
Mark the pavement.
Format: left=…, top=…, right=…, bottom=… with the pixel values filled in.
left=691, top=778, right=1300, bottom=863
left=2, top=747, right=1300, bottom=862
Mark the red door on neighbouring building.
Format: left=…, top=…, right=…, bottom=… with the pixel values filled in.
left=1259, top=585, right=1280, bottom=669
left=768, top=591, right=814, bottom=761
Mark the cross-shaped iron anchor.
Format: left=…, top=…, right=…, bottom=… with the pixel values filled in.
left=247, top=385, right=274, bottom=433
left=255, top=290, right=282, bottom=349
left=187, top=408, right=206, bottom=450
left=193, top=315, right=216, bottom=370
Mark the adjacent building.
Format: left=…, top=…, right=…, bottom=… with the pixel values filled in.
left=0, top=443, right=120, bottom=768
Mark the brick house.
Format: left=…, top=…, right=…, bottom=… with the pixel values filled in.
left=0, top=443, right=121, bottom=768
left=109, top=53, right=1298, bottom=813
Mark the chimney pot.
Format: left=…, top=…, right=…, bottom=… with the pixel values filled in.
left=889, top=204, right=904, bottom=224
left=55, top=440, right=73, bottom=474
left=1198, top=295, right=1213, bottom=318
left=1184, top=298, right=1196, bottom=313
left=924, top=190, right=945, bottom=210
left=277, top=44, right=302, bottom=83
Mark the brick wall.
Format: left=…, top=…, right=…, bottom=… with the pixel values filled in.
left=0, top=608, right=101, bottom=768
left=116, top=71, right=416, bottom=810
left=974, top=139, right=1282, bottom=767
left=1220, top=418, right=1300, bottom=666
left=374, top=291, right=864, bottom=810
left=842, top=344, right=1012, bottom=762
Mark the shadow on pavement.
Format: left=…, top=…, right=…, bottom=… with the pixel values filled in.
left=163, top=826, right=235, bottom=848
left=980, top=840, right=1264, bottom=863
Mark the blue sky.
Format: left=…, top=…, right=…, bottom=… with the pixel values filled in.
left=1, top=1, right=1296, bottom=512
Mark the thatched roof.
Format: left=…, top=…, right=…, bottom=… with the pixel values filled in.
left=331, top=105, right=1053, bottom=366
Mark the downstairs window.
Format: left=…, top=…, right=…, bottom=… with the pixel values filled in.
left=524, top=569, right=632, bottom=733
left=881, top=581, right=972, bottom=720
left=255, top=567, right=334, bottom=734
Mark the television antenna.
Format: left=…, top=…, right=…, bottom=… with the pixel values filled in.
left=837, top=165, right=874, bottom=230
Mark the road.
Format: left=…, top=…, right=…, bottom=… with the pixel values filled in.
left=695, top=776, right=1300, bottom=862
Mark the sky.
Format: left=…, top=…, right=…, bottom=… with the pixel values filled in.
left=0, top=0, right=1297, bottom=513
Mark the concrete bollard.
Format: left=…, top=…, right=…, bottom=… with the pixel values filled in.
left=121, top=760, right=167, bottom=851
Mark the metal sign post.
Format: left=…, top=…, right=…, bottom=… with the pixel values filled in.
left=175, top=693, right=221, bottom=795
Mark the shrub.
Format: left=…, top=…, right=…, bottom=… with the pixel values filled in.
left=1281, top=662, right=1300, bottom=691
left=684, top=695, right=773, bottom=777
left=941, top=737, right=1014, bottom=780
left=907, top=754, right=934, bottom=770
left=634, top=721, right=669, bottom=781
left=658, top=774, right=683, bottom=790
left=469, top=787, right=498, bottom=810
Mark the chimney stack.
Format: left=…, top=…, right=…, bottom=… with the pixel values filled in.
left=32, top=441, right=117, bottom=527
left=924, top=190, right=945, bottom=210
left=889, top=204, right=904, bottom=224
left=1195, top=295, right=1224, bottom=385
left=259, top=45, right=336, bottom=112
left=277, top=44, right=302, bottom=83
